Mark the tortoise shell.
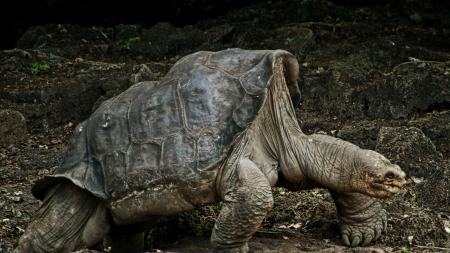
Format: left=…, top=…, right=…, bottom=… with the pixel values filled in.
left=33, top=49, right=300, bottom=209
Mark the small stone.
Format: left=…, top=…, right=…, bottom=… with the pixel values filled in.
left=16, top=226, right=25, bottom=234
left=38, top=169, right=50, bottom=175
left=7, top=196, right=23, bottom=202
left=288, top=223, right=301, bottom=229
left=0, top=109, right=28, bottom=145
left=410, top=13, right=422, bottom=23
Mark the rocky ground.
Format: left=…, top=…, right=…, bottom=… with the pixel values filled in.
left=1, top=0, right=450, bottom=252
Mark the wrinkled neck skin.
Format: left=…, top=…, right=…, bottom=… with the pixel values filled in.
left=276, top=127, right=361, bottom=193
left=244, top=62, right=363, bottom=194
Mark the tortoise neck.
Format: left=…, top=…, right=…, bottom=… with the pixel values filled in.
left=253, top=60, right=361, bottom=192
left=284, top=131, right=361, bottom=192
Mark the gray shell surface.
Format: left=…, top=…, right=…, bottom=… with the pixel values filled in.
left=33, top=49, right=298, bottom=205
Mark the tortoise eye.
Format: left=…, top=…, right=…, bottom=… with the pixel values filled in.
left=386, top=172, right=395, bottom=179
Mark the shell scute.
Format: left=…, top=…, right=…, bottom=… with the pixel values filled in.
left=161, top=133, right=198, bottom=186
left=238, top=53, right=275, bottom=95
left=88, top=81, right=154, bottom=161
left=125, top=143, right=162, bottom=190
left=206, top=49, right=271, bottom=76
left=83, top=158, right=106, bottom=197
left=32, top=49, right=299, bottom=215
left=233, top=93, right=267, bottom=128
left=129, top=79, right=182, bottom=142
left=178, top=65, right=244, bottom=134
left=103, top=152, right=127, bottom=198
left=164, top=51, right=211, bottom=80
left=197, top=134, right=220, bottom=171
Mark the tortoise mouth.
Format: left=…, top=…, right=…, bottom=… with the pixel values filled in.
left=370, top=181, right=403, bottom=195
left=367, top=167, right=406, bottom=197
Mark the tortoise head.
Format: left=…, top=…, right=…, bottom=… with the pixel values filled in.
left=356, top=150, right=406, bottom=198
left=281, top=53, right=301, bottom=108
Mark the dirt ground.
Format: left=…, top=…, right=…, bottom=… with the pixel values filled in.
left=1, top=0, right=450, bottom=252
left=0, top=127, right=448, bottom=253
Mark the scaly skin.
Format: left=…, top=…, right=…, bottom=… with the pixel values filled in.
left=330, top=190, right=387, bottom=247
left=307, top=134, right=389, bottom=247
left=212, top=58, right=405, bottom=251
left=13, top=181, right=110, bottom=253
left=15, top=51, right=405, bottom=253
left=213, top=156, right=273, bottom=253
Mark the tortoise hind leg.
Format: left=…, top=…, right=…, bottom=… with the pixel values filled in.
left=103, top=218, right=159, bottom=252
left=14, top=180, right=110, bottom=253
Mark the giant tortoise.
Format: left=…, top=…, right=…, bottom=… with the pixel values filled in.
left=15, top=49, right=406, bottom=253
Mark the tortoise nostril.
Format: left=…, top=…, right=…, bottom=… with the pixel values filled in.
left=386, top=172, right=395, bottom=179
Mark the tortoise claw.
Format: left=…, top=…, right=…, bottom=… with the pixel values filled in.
left=351, top=236, right=361, bottom=247
left=342, top=234, right=350, bottom=246
left=374, top=227, right=382, bottom=241
left=332, top=193, right=387, bottom=247
left=361, top=234, right=373, bottom=246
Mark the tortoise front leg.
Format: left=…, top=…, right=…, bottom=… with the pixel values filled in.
left=329, top=190, right=387, bottom=247
left=212, top=158, right=273, bottom=253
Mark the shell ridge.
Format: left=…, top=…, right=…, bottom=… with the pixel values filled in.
left=232, top=96, right=248, bottom=128
left=131, top=139, right=162, bottom=146
left=83, top=118, right=93, bottom=191
left=127, top=82, right=156, bottom=179
left=165, top=51, right=212, bottom=79
left=157, top=77, right=178, bottom=87
left=159, top=78, right=189, bottom=188
left=122, top=81, right=162, bottom=196
left=239, top=52, right=271, bottom=77
left=124, top=143, right=132, bottom=194
left=169, top=51, right=206, bottom=71
left=204, top=52, right=213, bottom=67
left=205, top=49, right=240, bottom=77
left=176, top=77, right=189, bottom=130
left=201, top=65, right=241, bottom=82
left=232, top=52, right=273, bottom=127
left=124, top=94, right=135, bottom=183
left=196, top=132, right=223, bottom=172
left=238, top=53, right=273, bottom=96
left=159, top=136, right=169, bottom=188
left=192, top=133, right=199, bottom=175
left=127, top=81, right=161, bottom=142
left=161, top=131, right=200, bottom=186
left=96, top=156, right=109, bottom=200
left=85, top=116, right=109, bottom=199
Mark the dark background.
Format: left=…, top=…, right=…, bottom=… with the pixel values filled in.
left=0, top=0, right=399, bottom=50
left=3, top=0, right=450, bottom=50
